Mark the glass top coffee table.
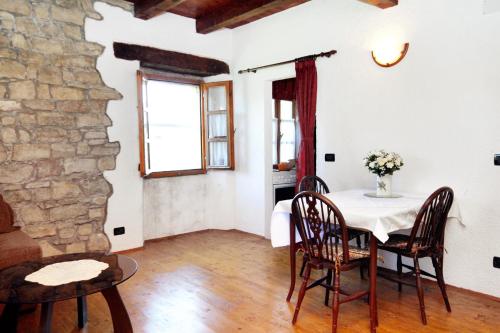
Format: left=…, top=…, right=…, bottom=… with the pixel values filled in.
left=0, top=252, right=137, bottom=333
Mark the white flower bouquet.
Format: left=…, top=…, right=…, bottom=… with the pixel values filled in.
left=363, top=150, right=404, bottom=177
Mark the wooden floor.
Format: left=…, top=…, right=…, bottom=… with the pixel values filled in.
left=12, top=230, right=500, bottom=332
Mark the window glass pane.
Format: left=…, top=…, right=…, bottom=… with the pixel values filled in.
left=209, top=141, right=228, bottom=167
left=280, top=143, right=295, bottom=163
left=272, top=118, right=277, bottom=165
left=279, top=99, right=296, bottom=163
left=208, top=113, right=227, bottom=138
left=280, top=120, right=295, bottom=143
left=145, top=80, right=201, bottom=172
left=208, top=86, right=226, bottom=111
left=280, top=100, right=293, bottom=119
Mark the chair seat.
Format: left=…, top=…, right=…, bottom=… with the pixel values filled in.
left=313, top=245, right=371, bottom=263
left=378, top=234, right=428, bottom=254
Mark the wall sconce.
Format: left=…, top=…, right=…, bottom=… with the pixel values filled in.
left=371, top=42, right=409, bottom=67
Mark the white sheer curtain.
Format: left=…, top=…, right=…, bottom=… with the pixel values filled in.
left=208, top=114, right=227, bottom=137
left=209, top=142, right=228, bottom=166
left=207, top=86, right=229, bottom=167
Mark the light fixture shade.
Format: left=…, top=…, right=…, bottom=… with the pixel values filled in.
left=371, top=42, right=410, bottom=67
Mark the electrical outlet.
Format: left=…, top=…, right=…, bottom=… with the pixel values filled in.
left=113, top=227, right=125, bottom=236
left=494, top=154, right=500, bottom=166
left=325, top=153, right=335, bottom=162
left=494, top=256, right=500, bottom=269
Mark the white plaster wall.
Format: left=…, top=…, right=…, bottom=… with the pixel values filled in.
left=86, top=2, right=235, bottom=250
left=484, top=0, right=500, bottom=14
left=231, top=0, right=500, bottom=297
left=143, top=172, right=235, bottom=239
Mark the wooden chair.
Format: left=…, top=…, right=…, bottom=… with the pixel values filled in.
left=291, top=191, right=373, bottom=333
left=298, top=175, right=330, bottom=195
left=378, top=187, right=454, bottom=325
left=298, top=175, right=370, bottom=278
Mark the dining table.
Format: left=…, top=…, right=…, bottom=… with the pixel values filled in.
left=270, top=188, right=463, bottom=331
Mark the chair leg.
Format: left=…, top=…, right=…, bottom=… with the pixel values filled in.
left=300, top=254, right=308, bottom=277
left=331, top=267, right=341, bottom=333
left=432, top=255, right=451, bottom=312
left=287, top=243, right=297, bottom=302
left=414, top=256, right=427, bottom=325
left=397, top=253, right=403, bottom=292
left=324, top=269, right=332, bottom=306
left=292, top=264, right=311, bottom=324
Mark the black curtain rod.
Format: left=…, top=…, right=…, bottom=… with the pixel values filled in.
left=237, top=49, right=337, bottom=74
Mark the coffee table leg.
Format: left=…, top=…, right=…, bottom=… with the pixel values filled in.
left=77, top=296, right=87, bottom=328
left=40, top=302, right=54, bottom=333
left=0, top=303, right=20, bottom=333
left=286, top=213, right=296, bottom=302
left=102, top=286, right=133, bottom=333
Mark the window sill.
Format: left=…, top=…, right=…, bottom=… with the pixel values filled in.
left=143, top=169, right=207, bottom=179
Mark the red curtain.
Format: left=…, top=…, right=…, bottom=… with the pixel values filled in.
left=295, top=59, right=317, bottom=189
left=272, top=78, right=296, bottom=101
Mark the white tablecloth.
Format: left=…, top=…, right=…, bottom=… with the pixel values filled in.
left=271, top=189, right=463, bottom=247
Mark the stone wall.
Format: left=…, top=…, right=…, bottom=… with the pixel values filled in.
left=0, top=0, right=124, bottom=255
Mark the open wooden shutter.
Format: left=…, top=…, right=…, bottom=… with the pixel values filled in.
left=202, top=81, right=235, bottom=170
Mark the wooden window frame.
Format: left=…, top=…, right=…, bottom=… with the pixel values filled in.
left=202, top=81, right=235, bottom=170
left=273, top=99, right=296, bottom=168
left=136, top=70, right=207, bottom=178
left=137, top=72, right=235, bottom=178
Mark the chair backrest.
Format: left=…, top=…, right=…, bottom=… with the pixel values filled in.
left=298, top=175, right=330, bottom=194
left=0, top=194, right=17, bottom=233
left=291, top=191, right=350, bottom=264
left=407, top=187, right=454, bottom=251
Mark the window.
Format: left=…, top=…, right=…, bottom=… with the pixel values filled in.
left=137, top=71, right=234, bottom=178
left=272, top=100, right=297, bottom=165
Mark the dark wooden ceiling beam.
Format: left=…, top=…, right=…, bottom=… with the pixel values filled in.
left=135, top=0, right=188, bottom=20
left=113, top=42, right=230, bottom=77
left=357, top=0, right=398, bottom=9
left=196, top=0, right=310, bottom=34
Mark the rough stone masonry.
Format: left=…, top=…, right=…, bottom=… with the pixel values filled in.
left=0, top=0, right=130, bottom=255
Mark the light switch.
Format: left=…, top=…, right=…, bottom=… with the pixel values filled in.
left=325, top=154, right=335, bottom=162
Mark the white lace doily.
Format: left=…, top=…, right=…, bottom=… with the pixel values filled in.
left=25, top=259, right=109, bottom=286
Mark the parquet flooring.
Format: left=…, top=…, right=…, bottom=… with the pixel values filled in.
left=10, top=230, right=500, bottom=332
